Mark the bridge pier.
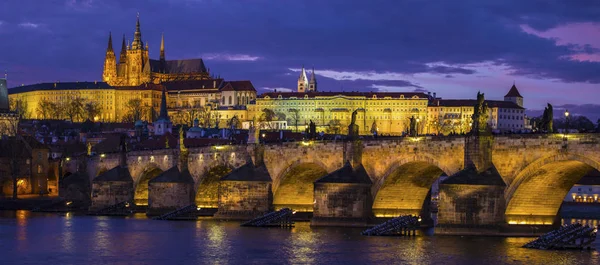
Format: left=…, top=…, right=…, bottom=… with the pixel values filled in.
left=311, top=162, right=372, bottom=227
left=214, top=159, right=273, bottom=220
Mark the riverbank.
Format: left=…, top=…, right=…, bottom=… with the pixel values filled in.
left=0, top=195, right=58, bottom=210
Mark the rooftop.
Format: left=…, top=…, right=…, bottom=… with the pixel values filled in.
left=430, top=99, right=524, bottom=109
left=504, top=84, right=523, bottom=98
left=259, top=91, right=429, bottom=99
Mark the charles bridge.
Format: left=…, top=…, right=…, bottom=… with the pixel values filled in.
left=61, top=133, right=600, bottom=230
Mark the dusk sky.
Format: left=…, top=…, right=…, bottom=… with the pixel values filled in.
left=1, top=0, right=600, bottom=119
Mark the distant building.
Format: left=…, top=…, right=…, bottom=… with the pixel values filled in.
left=427, top=84, right=526, bottom=134
left=0, top=135, right=50, bottom=195
left=564, top=170, right=600, bottom=203
left=248, top=92, right=430, bottom=135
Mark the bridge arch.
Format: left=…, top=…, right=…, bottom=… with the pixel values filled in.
left=372, top=157, right=448, bottom=218
left=505, top=152, right=600, bottom=225
left=134, top=164, right=164, bottom=206
left=272, top=161, right=329, bottom=212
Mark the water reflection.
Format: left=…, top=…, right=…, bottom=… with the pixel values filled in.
left=61, top=213, right=75, bottom=253
left=92, top=217, right=111, bottom=254
left=0, top=212, right=598, bottom=265
left=16, top=210, right=28, bottom=241
left=289, top=225, right=319, bottom=264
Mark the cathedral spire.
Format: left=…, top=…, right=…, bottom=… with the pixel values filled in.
left=120, top=34, right=127, bottom=63
left=309, top=66, right=317, bottom=92
left=132, top=14, right=143, bottom=50
left=297, top=65, right=309, bottom=92
left=160, top=33, right=165, bottom=61
left=158, top=86, right=169, bottom=121
left=107, top=32, right=114, bottom=53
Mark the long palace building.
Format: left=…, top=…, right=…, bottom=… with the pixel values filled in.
left=8, top=16, right=527, bottom=135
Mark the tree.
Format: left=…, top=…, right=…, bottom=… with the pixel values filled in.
left=83, top=101, right=101, bottom=121
left=327, top=119, right=342, bottom=135
left=64, top=96, right=85, bottom=122
left=198, top=107, right=213, bottom=128
left=597, top=119, right=600, bottom=133
left=123, top=98, right=143, bottom=122
left=36, top=100, right=53, bottom=120
left=288, top=109, right=301, bottom=132
left=259, top=108, right=276, bottom=130
left=9, top=97, right=29, bottom=119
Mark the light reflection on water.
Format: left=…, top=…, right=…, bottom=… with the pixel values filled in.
left=0, top=211, right=598, bottom=265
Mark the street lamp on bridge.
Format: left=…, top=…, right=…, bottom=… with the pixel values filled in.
left=564, top=109, right=570, bottom=138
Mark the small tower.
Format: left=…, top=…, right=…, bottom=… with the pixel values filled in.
left=504, top=82, right=523, bottom=108
left=119, top=34, right=127, bottom=64
left=308, top=67, right=317, bottom=92
left=0, top=71, right=8, bottom=111
left=154, top=86, right=172, bottom=136
left=159, top=33, right=166, bottom=73
left=102, top=32, right=117, bottom=83
left=297, top=65, right=309, bottom=93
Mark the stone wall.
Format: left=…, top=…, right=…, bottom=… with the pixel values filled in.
left=215, top=181, right=272, bottom=219
left=438, top=184, right=505, bottom=226
left=90, top=181, right=133, bottom=211
left=147, top=182, right=195, bottom=215
left=313, top=183, right=371, bottom=218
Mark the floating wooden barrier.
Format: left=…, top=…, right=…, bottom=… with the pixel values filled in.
left=153, top=204, right=198, bottom=220
left=362, top=215, right=420, bottom=236
left=241, top=208, right=295, bottom=228
left=523, top=223, right=597, bottom=250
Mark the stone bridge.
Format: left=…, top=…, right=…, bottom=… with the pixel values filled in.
left=63, top=133, right=600, bottom=227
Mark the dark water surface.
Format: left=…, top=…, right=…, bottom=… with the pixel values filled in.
left=0, top=211, right=598, bottom=265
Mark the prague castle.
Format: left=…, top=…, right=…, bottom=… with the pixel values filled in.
left=7, top=16, right=527, bottom=135
left=8, top=16, right=256, bottom=124
left=102, top=16, right=209, bottom=86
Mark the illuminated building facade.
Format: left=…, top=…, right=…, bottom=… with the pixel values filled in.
left=7, top=16, right=257, bottom=125
left=427, top=85, right=526, bottom=134
left=103, top=16, right=209, bottom=86
left=249, top=92, right=430, bottom=134
left=249, top=85, right=525, bottom=135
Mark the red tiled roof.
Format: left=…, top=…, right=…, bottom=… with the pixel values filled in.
left=221, top=81, right=256, bottom=92
left=429, top=99, right=524, bottom=109
left=258, top=91, right=428, bottom=99
left=504, top=84, right=523, bottom=98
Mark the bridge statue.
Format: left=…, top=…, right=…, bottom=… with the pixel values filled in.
left=409, top=116, right=417, bottom=137
left=540, top=103, right=553, bottom=133
left=348, top=109, right=359, bottom=140
left=471, top=91, right=490, bottom=135
left=87, top=142, right=92, bottom=156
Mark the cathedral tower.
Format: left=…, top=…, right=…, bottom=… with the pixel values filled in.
left=308, top=67, right=317, bottom=92
left=125, top=15, right=151, bottom=86
left=102, top=32, right=117, bottom=83
left=297, top=66, right=309, bottom=93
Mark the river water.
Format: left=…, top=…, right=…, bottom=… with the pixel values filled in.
left=0, top=211, right=598, bottom=265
